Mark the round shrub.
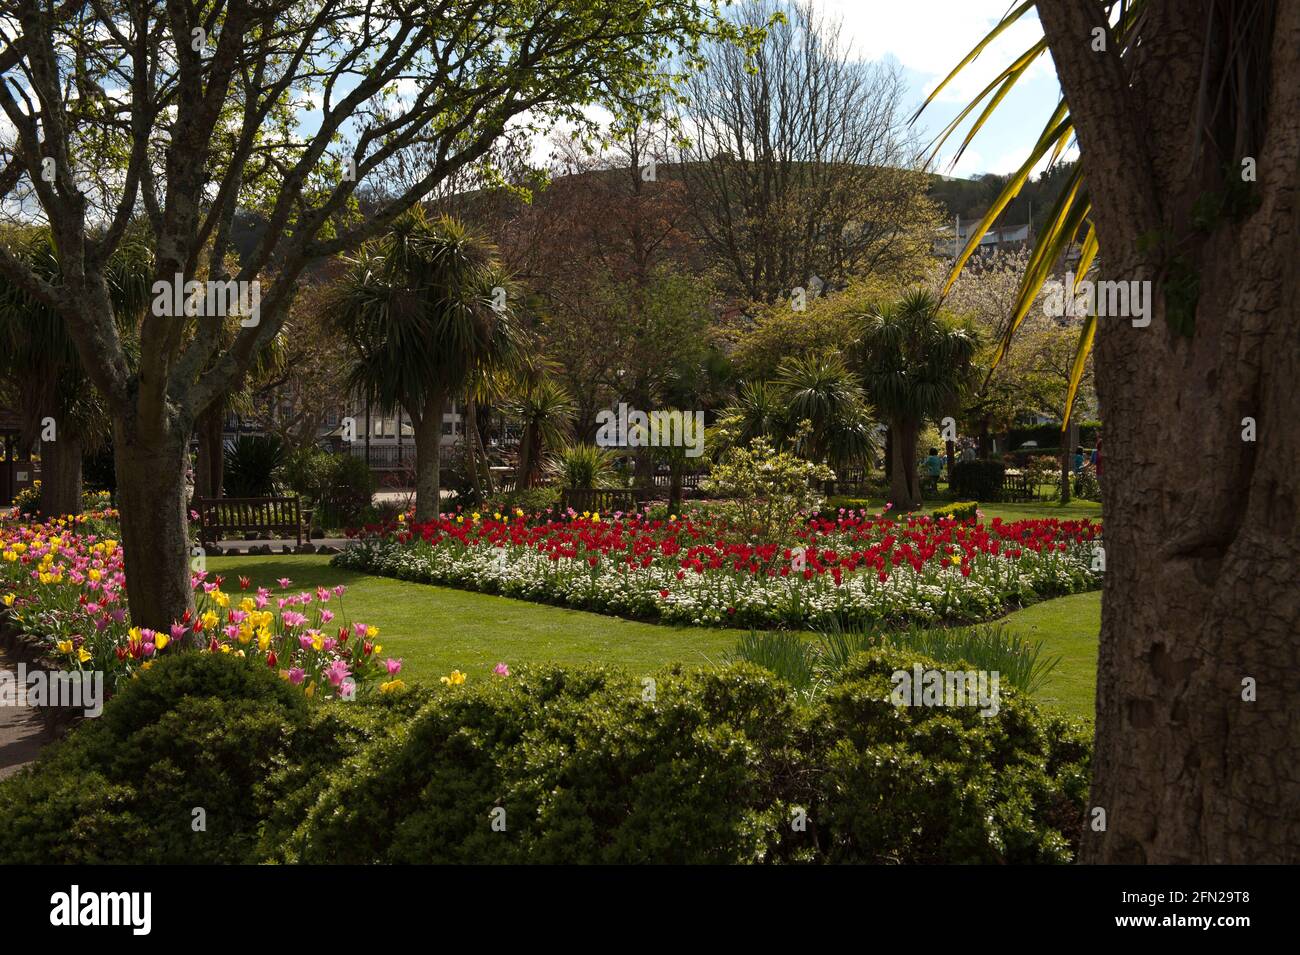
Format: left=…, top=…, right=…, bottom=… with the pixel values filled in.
left=0, top=653, right=308, bottom=863
left=806, top=648, right=1089, bottom=863
left=291, top=663, right=803, bottom=864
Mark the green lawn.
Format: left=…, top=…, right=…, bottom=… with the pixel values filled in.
left=999, top=589, right=1100, bottom=721
left=208, top=554, right=749, bottom=679
left=209, top=552, right=1101, bottom=719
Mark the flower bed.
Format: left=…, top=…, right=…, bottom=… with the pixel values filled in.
left=0, top=514, right=400, bottom=698
left=335, top=508, right=1102, bottom=629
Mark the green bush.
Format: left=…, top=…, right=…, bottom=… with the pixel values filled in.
left=0, top=653, right=306, bottom=863
left=807, top=648, right=1089, bottom=863
left=0, top=653, right=414, bottom=864
left=0, top=651, right=1089, bottom=865
left=223, top=433, right=286, bottom=497
left=949, top=459, right=1005, bottom=502
left=544, top=442, right=617, bottom=489
left=483, top=485, right=562, bottom=518
left=290, top=664, right=802, bottom=864
left=931, top=500, right=978, bottom=521
left=320, top=452, right=377, bottom=527
left=282, top=447, right=376, bottom=528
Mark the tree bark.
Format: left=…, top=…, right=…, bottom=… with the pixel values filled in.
left=887, top=419, right=921, bottom=510
left=413, top=391, right=445, bottom=522
left=194, top=404, right=225, bottom=499
left=113, top=419, right=194, bottom=632
left=668, top=456, right=684, bottom=514
left=1030, top=0, right=1300, bottom=862
left=38, top=433, right=82, bottom=518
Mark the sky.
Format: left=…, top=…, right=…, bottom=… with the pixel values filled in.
left=812, top=0, right=1068, bottom=178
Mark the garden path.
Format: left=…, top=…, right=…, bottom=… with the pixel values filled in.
left=0, top=643, right=52, bottom=779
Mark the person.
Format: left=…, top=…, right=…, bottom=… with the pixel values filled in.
left=1091, top=439, right=1101, bottom=475
left=1073, top=445, right=1086, bottom=474
left=923, top=447, right=945, bottom=480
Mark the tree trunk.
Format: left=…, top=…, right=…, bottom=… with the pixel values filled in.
left=113, top=419, right=194, bottom=632
left=1059, top=410, right=1073, bottom=504
left=413, top=391, right=445, bottom=522
left=194, top=404, right=224, bottom=499
left=465, top=397, right=483, bottom=503
left=1030, top=0, right=1300, bottom=863
left=38, top=433, right=82, bottom=518
left=887, top=420, right=921, bottom=510
left=515, top=423, right=534, bottom=490
left=668, top=456, right=684, bottom=514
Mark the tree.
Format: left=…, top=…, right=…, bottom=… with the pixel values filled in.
left=940, top=250, right=1097, bottom=464
left=928, top=0, right=1300, bottom=862
left=772, top=355, right=875, bottom=471
left=857, top=290, right=978, bottom=509
left=0, top=227, right=149, bottom=517
left=506, top=374, right=576, bottom=490
left=0, top=0, right=762, bottom=629
left=677, top=0, right=939, bottom=303
left=330, top=210, right=524, bottom=521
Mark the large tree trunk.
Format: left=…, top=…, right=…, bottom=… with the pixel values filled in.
left=113, top=419, right=194, bottom=632
left=1033, top=0, right=1300, bottom=863
left=413, top=391, right=446, bottom=522
left=38, top=433, right=82, bottom=518
left=887, top=419, right=921, bottom=510
left=194, top=404, right=224, bottom=498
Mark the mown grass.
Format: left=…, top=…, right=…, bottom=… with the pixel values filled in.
left=208, top=553, right=1101, bottom=719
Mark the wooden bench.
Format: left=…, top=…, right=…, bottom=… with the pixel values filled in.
left=192, top=496, right=309, bottom=547
left=1000, top=473, right=1033, bottom=503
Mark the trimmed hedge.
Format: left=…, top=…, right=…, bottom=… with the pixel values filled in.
left=0, top=650, right=1091, bottom=864
left=932, top=501, right=979, bottom=522
left=1007, top=421, right=1101, bottom=450
left=949, top=460, right=1006, bottom=502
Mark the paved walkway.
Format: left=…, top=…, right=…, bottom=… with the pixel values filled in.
left=0, top=643, right=52, bottom=780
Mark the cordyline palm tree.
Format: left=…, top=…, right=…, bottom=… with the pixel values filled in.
left=506, top=374, right=576, bottom=490
left=922, top=0, right=1300, bottom=863
left=857, top=290, right=978, bottom=510
left=0, top=227, right=151, bottom=517
left=772, top=354, right=876, bottom=473
left=330, top=209, right=526, bottom=521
